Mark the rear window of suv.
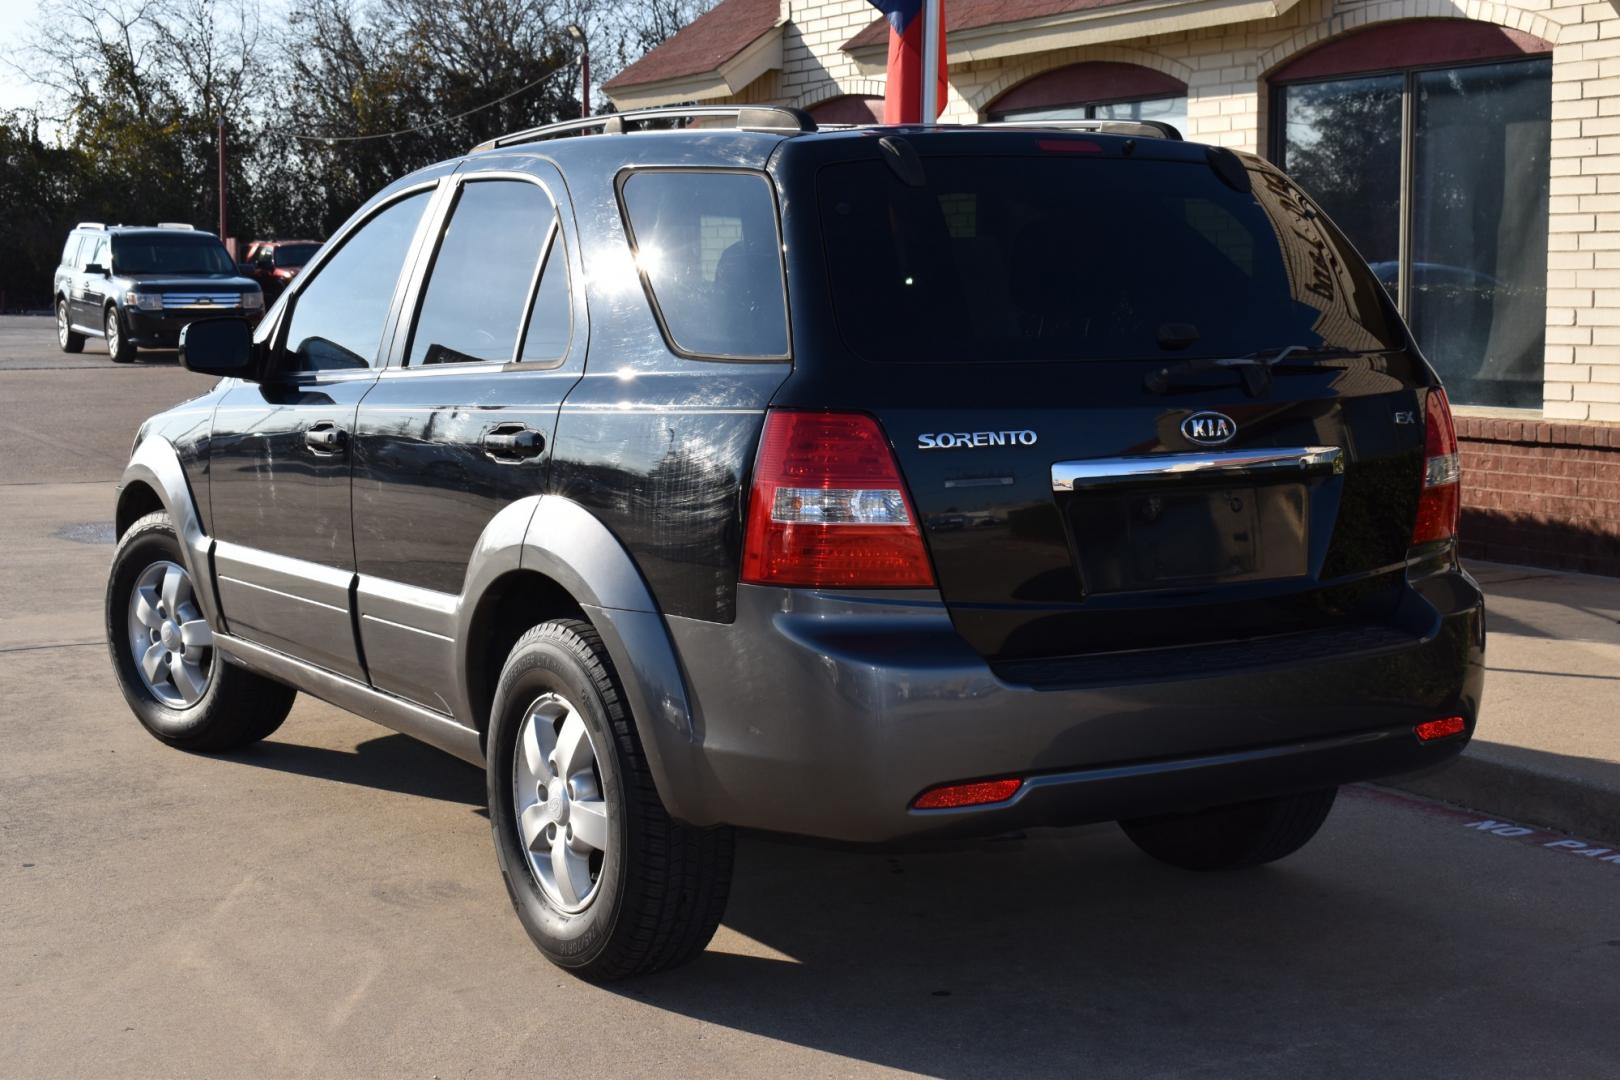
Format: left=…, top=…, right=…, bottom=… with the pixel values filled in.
left=817, top=154, right=1403, bottom=363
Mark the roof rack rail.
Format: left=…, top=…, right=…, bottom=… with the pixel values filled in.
left=472, top=105, right=817, bottom=153
left=157, top=222, right=196, bottom=229
left=982, top=118, right=1183, bottom=141
left=76, top=221, right=106, bottom=230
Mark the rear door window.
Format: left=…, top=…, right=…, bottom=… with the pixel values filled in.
left=619, top=170, right=788, bottom=359
left=521, top=229, right=571, bottom=365
left=817, top=154, right=1402, bottom=363
left=406, top=179, right=555, bottom=366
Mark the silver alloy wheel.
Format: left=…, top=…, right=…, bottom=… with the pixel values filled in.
left=126, top=560, right=215, bottom=708
left=105, top=308, right=119, bottom=354
left=512, top=692, right=611, bottom=913
left=57, top=302, right=69, bottom=346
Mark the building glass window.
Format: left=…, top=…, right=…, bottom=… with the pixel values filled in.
left=993, top=95, right=1188, bottom=136
left=1277, top=55, right=1551, bottom=408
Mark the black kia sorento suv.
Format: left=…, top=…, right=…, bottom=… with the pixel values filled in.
left=105, top=108, right=1485, bottom=979
left=54, top=223, right=263, bottom=362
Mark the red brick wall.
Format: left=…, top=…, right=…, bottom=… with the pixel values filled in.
left=1456, top=416, right=1620, bottom=576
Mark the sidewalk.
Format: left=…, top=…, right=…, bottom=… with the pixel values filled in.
left=1386, top=560, right=1620, bottom=844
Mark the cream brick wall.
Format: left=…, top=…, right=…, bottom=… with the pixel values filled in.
left=701, top=0, right=1620, bottom=418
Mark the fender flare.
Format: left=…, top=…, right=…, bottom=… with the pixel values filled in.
left=119, top=437, right=222, bottom=628
left=456, top=495, right=706, bottom=824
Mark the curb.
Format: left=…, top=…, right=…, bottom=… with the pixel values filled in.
left=1385, top=750, right=1620, bottom=847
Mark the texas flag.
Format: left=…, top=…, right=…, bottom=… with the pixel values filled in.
left=867, top=0, right=947, bottom=124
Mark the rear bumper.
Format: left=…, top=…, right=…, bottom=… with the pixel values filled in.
left=656, top=565, right=1485, bottom=843
left=123, top=307, right=261, bottom=347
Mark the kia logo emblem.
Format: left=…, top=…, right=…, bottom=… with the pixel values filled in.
left=1181, top=411, right=1236, bottom=446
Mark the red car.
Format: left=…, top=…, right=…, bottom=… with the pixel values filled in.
left=241, top=239, right=323, bottom=301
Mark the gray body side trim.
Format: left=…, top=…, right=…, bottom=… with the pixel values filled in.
left=515, top=495, right=699, bottom=820
left=213, top=540, right=366, bottom=681
left=115, top=456, right=700, bottom=811
left=357, top=574, right=460, bottom=716
left=215, top=632, right=483, bottom=764
left=121, top=438, right=221, bottom=628
left=448, top=495, right=542, bottom=726
left=661, top=581, right=1485, bottom=841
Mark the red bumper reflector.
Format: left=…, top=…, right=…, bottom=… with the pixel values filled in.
left=912, top=778, right=1023, bottom=810
left=1415, top=716, right=1467, bottom=742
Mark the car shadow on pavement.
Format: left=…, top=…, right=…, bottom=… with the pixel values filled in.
left=608, top=831, right=1377, bottom=1077
left=209, top=732, right=1614, bottom=1076
left=227, top=733, right=486, bottom=809
left=608, top=800, right=1613, bottom=1078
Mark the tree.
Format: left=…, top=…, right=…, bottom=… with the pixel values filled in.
left=0, top=0, right=718, bottom=304
left=17, top=0, right=267, bottom=232
left=279, top=0, right=584, bottom=234
left=0, top=112, right=85, bottom=309
left=594, top=0, right=717, bottom=80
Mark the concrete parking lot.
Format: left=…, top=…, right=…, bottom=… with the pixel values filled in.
left=2, top=315, right=1617, bottom=1079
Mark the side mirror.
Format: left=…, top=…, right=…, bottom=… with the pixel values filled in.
left=180, top=318, right=257, bottom=379
left=85, top=263, right=109, bottom=276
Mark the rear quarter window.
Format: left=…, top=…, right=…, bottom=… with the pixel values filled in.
left=618, top=169, right=789, bottom=359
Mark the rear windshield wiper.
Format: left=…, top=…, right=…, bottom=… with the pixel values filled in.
left=1144, top=344, right=1361, bottom=397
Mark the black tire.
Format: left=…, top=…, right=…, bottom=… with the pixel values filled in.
left=57, top=299, right=85, bottom=353
left=487, top=619, right=733, bottom=980
left=105, top=305, right=136, bottom=363
left=1119, top=788, right=1338, bottom=871
left=106, top=511, right=296, bottom=751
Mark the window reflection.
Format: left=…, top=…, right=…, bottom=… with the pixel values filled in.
left=620, top=171, right=789, bottom=358
left=1279, top=58, right=1551, bottom=407
left=285, top=191, right=430, bottom=372
left=994, top=95, right=1189, bottom=136
left=1410, top=59, right=1552, bottom=407
left=409, top=180, right=553, bottom=366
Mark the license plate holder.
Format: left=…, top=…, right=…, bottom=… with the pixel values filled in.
left=1069, top=482, right=1309, bottom=593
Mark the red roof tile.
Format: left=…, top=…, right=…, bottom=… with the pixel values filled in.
left=845, top=0, right=1136, bottom=51
left=604, top=0, right=781, bottom=90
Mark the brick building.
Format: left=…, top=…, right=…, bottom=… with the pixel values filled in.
left=605, top=0, right=1620, bottom=574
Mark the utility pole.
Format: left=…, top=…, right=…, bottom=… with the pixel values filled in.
left=566, top=25, right=590, bottom=118
left=216, top=116, right=228, bottom=250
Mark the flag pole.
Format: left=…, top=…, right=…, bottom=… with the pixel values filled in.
left=921, top=0, right=941, bottom=124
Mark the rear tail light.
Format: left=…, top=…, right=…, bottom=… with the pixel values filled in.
left=1415, top=716, right=1467, bottom=742
left=741, top=410, right=935, bottom=588
left=1411, top=387, right=1460, bottom=545
left=912, top=778, right=1023, bottom=810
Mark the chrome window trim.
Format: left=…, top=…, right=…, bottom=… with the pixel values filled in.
left=1052, top=446, right=1343, bottom=491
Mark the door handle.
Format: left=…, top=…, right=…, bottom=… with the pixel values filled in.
left=482, top=425, right=545, bottom=462
left=304, top=423, right=347, bottom=455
